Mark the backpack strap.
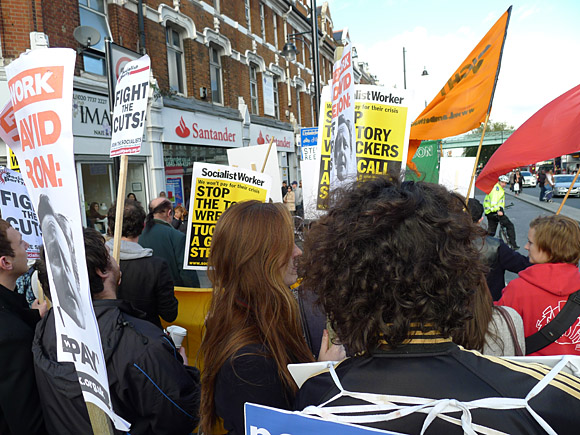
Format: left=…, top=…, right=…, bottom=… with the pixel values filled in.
left=525, top=289, right=580, bottom=355
left=495, top=306, right=524, bottom=356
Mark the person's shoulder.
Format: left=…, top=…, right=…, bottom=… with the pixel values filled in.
left=296, top=358, right=355, bottom=410
left=132, top=254, right=170, bottom=269
left=123, top=311, right=165, bottom=337
left=497, top=275, right=529, bottom=305
left=220, top=344, right=280, bottom=380
left=0, top=302, right=36, bottom=340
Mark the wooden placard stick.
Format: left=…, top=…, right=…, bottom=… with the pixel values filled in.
left=260, top=136, right=275, bottom=173
left=556, top=170, right=580, bottom=215
left=112, top=154, right=129, bottom=263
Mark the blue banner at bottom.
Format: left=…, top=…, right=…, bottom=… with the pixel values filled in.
left=245, top=403, right=403, bottom=435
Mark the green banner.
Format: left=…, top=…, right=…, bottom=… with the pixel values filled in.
left=405, top=140, right=440, bottom=183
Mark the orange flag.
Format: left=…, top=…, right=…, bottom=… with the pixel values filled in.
left=407, top=7, right=511, bottom=169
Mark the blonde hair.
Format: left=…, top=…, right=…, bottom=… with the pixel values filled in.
left=199, top=201, right=313, bottom=433
left=530, top=215, right=580, bottom=264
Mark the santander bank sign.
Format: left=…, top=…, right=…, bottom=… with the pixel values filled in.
left=164, top=107, right=242, bottom=147
left=250, top=125, right=294, bottom=152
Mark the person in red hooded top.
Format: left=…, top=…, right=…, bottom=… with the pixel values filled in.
left=498, top=214, right=580, bottom=356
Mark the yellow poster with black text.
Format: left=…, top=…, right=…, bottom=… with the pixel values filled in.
left=184, top=162, right=271, bottom=270
left=316, top=85, right=411, bottom=210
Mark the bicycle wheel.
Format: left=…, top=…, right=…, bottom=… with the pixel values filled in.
left=499, top=225, right=509, bottom=245
left=293, top=215, right=305, bottom=243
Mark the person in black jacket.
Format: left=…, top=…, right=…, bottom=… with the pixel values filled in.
left=0, top=219, right=47, bottom=434
left=33, top=228, right=200, bottom=435
left=106, top=200, right=178, bottom=328
left=139, top=198, right=199, bottom=287
left=171, top=205, right=188, bottom=234
left=296, top=176, right=580, bottom=434
left=468, top=198, right=531, bottom=300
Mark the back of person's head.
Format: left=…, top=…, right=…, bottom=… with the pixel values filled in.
left=300, top=175, right=487, bottom=355
left=84, top=228, right=110, bottom=295
left=530, top=215, right=580, bottom=264
left=35, top=246, right=51, bottom=301
left=0, top=219, right=14, bottom=258
left=467, top=198, right=484, bottom=223
left=208, top=201, right=293, bottom=294
left=107, top=200, right=146, bottom=238
left=201, top=200, right=313, bottom=433
left=145, top=197, right=172, bottom=229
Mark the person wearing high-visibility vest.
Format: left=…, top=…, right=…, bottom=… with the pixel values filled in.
left=484, top=175, right=519, bottom=250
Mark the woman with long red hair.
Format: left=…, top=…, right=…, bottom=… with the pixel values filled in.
left=199, top=201, right=342, bottom=434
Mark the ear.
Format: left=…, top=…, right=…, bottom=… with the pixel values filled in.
left=95, top=268, right=109, bottom=279
left=0, top=256, right=13, bottom=271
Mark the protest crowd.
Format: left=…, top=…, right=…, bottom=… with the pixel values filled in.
left=3, top=3, right=580, bottom=434
left=2, top=171, right=580, bottom=434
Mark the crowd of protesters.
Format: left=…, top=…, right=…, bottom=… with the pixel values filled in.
left=2, top=174, right=580, bottom=434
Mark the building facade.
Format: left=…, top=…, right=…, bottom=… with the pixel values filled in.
left=0, top=0, right=373, bottom=219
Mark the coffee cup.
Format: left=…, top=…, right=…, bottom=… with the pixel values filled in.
left=166, top=325, right=187, bottom=348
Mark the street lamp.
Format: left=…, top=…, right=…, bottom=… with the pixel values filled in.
left=421, top=66, right=429, bottom=107
left=403, top=47, right=429, bottom=92
left=403, top=47, right=407, bottom=89
left=281, top=40, right=299, bottom=62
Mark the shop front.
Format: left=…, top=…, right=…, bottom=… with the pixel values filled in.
left=161, top=105, right=244, bottom=207
left=72, top=86, right=149, bottom=231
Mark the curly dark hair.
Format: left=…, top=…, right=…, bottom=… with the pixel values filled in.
left=107, top=200, right=146, bottom=238
left=299, top=175, right=487, bottom=355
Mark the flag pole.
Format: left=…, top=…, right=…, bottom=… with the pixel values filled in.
left=465, top=113, right=490, bottom=201
left=556, top=170, right=580, bottom=215
left=465, top=7, right=511, bottom=202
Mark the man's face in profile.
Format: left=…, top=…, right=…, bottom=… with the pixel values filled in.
left=334, top=123, right=352, bottom=181
left=41, top=213, right=85, bottom=329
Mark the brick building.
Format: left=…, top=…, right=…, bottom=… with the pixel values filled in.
left=0, top=0, right=375, bottom=218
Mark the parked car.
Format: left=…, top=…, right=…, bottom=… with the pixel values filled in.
left=521, top=171, right=537, bottom=187
left=553, top=174, right=580, bottom=197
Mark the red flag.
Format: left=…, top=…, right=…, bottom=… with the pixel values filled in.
left=476, top=83, right=580, bottom=193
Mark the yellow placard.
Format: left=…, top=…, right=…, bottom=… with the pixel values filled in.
left=9, top=147, right=19, bottom=172
left=316, top=89, right=409, bottom=210
left=186, top=164, right=271, bottom=269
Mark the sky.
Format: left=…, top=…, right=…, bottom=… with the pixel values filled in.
left=326, top=0, right=580, bottom=129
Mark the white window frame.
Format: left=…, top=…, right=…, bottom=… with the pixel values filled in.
left=273, top=77, right=280, bottom=119
left=78, top=0, right=112, bottom=75
left=209, top=45, right=224, bottom=105
left=273, top=13, right=278, bottom=48
left=166, top=25, right=186, bottom=94
left=245, top=0, right=252, bottom=32
left=295, top=87, right=302, bottom=125
left=260, top=3, right=266, bottom=41
left=250, top=64, right=259, bottom=115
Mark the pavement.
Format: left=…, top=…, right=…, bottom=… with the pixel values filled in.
left=503, top=188, right=580, bottom=222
